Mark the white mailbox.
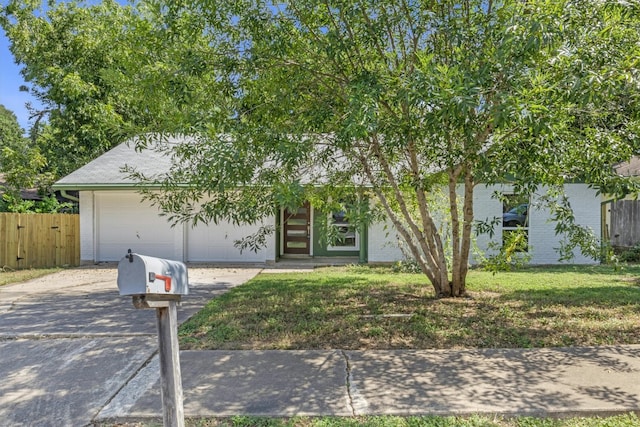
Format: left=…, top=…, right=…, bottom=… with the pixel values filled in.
left=117, top=251, right=189, bottom=296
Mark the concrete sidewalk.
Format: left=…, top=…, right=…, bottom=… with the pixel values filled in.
left=98, top=345, right=640, bottom=422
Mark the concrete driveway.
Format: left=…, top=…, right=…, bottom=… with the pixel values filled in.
left=0, top=265, right=261, bottom=427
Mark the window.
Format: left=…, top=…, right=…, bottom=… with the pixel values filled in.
left=502, top=194, right=529, bottom=252
left=327, top=209, right=359, bottom=251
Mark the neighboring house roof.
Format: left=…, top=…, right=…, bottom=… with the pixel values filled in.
left=614, top=156, right=640, bottom=177
left=54, top=136, right=186, bottom=190
left=0, top=173, right=42, bottom=200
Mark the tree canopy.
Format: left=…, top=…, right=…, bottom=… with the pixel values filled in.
left=0, top=104, right=23, bottom=147
left=2, top=0, right=639, bottom=296
left=1, top=0, right=220, bottom=177
left=0, top=104, right=45, bottom=193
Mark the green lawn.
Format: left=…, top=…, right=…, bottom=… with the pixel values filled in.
left=179, top=264, right=640, bottom=350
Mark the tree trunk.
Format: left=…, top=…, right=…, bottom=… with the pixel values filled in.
left=355, top=139, right=465, bottom=299
left=448, top=167, right=462, bottom=297
left=456, top=166, right=475, bottom=296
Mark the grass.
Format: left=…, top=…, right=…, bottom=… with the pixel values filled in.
left=100, top=413, right=640, bottom=426
left=0, top=267, right=61, bottom=287
left=178, top=264, right=640, bottom=350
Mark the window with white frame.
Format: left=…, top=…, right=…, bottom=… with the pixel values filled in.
left=327, top=208, right=359, bottom=251
left=502, top=194, right=529, bottom=252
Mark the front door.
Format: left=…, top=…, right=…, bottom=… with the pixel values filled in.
left=283, top=202, right=311, bottom=255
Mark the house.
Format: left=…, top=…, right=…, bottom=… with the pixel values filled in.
left=53, top=136, right=601, bottom=265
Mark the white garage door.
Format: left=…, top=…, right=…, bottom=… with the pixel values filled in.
left=186, top=220, right=268, bottom=262
left=95, top=192, right=180, bottom=261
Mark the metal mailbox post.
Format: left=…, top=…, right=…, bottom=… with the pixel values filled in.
left=117, top=250, right=188, bottom=427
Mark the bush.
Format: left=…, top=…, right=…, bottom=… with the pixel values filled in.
left=0, top=193, right=76, bottom=213
left=391, top=259, right=422, bottom=273
left=617, top=244, right=640, bottom=263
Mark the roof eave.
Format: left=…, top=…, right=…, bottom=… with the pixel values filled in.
left=51, top=183, right=164, bottom=191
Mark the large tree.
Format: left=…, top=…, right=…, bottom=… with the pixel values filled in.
left=136, top=0, right=638, bottom=297
left=1, top=0, right=220, bottom=177
left=3, top=1, right=639, bottom=296
left=0, top=104, right=23, bottom=146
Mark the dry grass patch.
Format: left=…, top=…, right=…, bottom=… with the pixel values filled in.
left=0, top=267, right=61, bottom=287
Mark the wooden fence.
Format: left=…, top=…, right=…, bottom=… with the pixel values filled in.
left=609, top=200, right=640, bottom=249
left=0, top=212, right=80, bottom=269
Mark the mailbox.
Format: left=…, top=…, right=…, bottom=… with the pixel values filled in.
left=117, top=251, right=189, bottom=297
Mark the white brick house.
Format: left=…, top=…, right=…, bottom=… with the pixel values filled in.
left=54, top=137, right=601, bottom=265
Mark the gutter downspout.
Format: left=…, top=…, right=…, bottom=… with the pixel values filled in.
left=60, top=189, right=79, bottom=202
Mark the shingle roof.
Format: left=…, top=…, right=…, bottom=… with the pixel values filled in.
left=54, top=134, right=373, bottom=190
left=53, top=136, right=188, bottom=190
left=0, top=173, right=42, bottom=200
left=615, top=157, right=640, bottom=177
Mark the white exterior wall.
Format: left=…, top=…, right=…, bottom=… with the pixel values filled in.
left=367, top=183, right=600, bottom=265
left=80, top=185, right=599, bottom=265
left=94, top=191, right=181, bottom=261
left=367, top=219, right=405, bottom=263
left=473, top=184, right=601, bottom=264
left=79, top=191, right=95, bottom=264
left=187, top=218, right=275, bottom=263
left=472, top=185, right=503, bottom=263
left=80, top=190, right=275, bottom=263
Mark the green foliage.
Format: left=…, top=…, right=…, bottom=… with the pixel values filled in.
left=97, top=413, right=640, bottom=426
left=1, top=0, right=221, bottom=178
left=164, top=413, right=640, bottom=427
left=616, top=244, right=640, bottom=263
left=538, top=189, right=602, bottom=263
left=391, top=259, right=423, bottom=274
left=481, top=228, right=533, bottom=274
left=0, top=104, right=24, bottom=147
left=2, top=2, right=126, bottom=176
left=0, top=104, right=45, bottom=191
left=0, top=105, right=75, bottom=212
left=234, top=225, right=275, bottom=254
left=0, top=193, right=75, bottom=213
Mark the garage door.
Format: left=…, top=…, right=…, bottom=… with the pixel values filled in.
left=187, top=220, right=269, bottom=262
left=95, top=192, right=180, bottom=261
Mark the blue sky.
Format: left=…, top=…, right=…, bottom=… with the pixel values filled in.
left=0, top=25, right=39, bottom=132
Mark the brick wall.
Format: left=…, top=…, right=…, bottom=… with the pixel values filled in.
left=369, top=183, right=601, bottom=265
left=474, top=184, right=600, bottom=264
